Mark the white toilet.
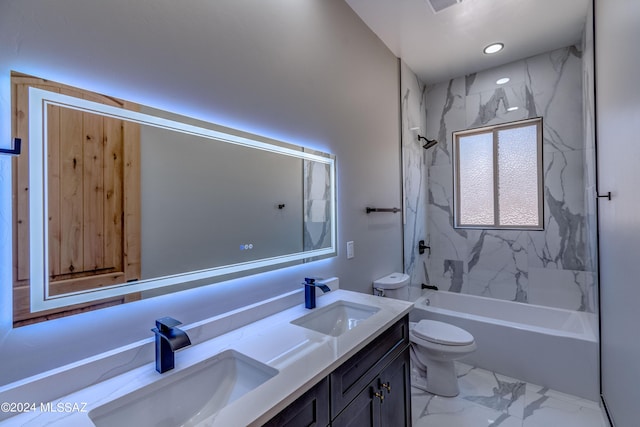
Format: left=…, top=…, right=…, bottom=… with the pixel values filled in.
left=409, top=320, right=476, bottom=397
left=373, top=273, right=477, bottom=397
left=372, top=272, right=411, bottom=300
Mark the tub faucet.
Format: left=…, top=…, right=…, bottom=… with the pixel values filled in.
left=304, top=277, right=331, bottom=309
left=151, top=317, right=192, bottom=373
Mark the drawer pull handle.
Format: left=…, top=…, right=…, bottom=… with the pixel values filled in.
left=374, top=391, right=384, bottom=402
left=381, top=382, right=391, bottom=392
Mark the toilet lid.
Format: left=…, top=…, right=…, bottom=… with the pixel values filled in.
left=413, top=320, right=474, bottom=346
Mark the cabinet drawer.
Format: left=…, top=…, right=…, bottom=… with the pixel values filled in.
left=330, top=316, right=409, bottom=419
left=262, top=377, right=329, bottom=427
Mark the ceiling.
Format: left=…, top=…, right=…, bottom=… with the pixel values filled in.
left=344, top=0, right=589, bottom=84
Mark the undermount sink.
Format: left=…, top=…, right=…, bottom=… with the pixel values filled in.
left=89, top=350, right=278, bottom=427
left=291, top=300, right=380, bottom=336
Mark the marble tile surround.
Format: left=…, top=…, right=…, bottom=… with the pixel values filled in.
left=402, top=44, right=598, bottom=313
left=401, top=60, right=430, bottom=294
left=412, top=363, right=609, bottom=427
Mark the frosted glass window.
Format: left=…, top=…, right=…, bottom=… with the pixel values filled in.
left=458, top=133, right=494, bottom=225
left=454, top=118, right=542, bottom=229
left=497, top=125, right=539, bottom=226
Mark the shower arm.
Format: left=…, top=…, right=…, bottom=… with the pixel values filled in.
left=417, top=135, right=438, bottom=150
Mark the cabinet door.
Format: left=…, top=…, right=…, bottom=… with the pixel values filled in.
left=331, top=384, right=381, bottom=427
left=379, top=347, right=411, bottom=427
left=330, top=317, right=408, bottom=418
left=262, top=377, right=329, bottom=427
left=332, top=347, right=411, bottom=427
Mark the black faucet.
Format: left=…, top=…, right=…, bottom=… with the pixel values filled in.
left=151, top=317, right=192, bottom=373
left=304, top=277, right=331, bottom=309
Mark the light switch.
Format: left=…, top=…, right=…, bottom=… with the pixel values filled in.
left=346, top=241, right=355, bottom=259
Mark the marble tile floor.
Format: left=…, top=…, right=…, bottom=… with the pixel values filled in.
left=412, top=363, right=610, bottom=427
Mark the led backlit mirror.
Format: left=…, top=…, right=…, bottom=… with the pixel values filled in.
left=12, top=74, right=336, bottom=324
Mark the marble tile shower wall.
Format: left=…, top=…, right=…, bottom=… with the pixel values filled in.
left=582, top=7, right=598, bottom=321
left=403, top=45, right=598, bottom=313
left=401, top=60, right=430, bottom=292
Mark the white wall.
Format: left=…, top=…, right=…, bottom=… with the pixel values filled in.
left=596, top=0, right=640, bottom=425
left=0, top=0, right=403, bottom=385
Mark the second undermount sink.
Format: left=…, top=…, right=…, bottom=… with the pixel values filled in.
left=291, top=300, right=380, bottom=336
left=89, top=350, right=277, bottom=427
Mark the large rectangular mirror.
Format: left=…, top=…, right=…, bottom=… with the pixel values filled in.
left=12, top=73, right=336, bottom=325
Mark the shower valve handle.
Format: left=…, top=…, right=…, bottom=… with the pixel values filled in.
left=418, top=240, right=431, bottom=255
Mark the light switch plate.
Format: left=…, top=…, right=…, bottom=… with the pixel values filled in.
left=346, top=241, right=355, bottom=259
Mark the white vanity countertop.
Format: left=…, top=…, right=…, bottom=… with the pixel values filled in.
left=0, top=290, right=413, bottom=426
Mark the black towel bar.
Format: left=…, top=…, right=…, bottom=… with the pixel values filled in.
left=365, top=207, right=402, bottom=214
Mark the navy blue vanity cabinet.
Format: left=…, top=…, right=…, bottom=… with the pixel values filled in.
left=329, top=316, right=409, bottom=420
left=331, top=348, right=411, bottom=427
left=378, top=349, right=412, bottom=426
left=262, top=315, right=411, bottom=427
left=330, top=316, right=411, bottom=427
left=262, top=377, right=330, bottom=427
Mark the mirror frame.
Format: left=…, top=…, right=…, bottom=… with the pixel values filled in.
left=27, top=87, right=336, bottom=312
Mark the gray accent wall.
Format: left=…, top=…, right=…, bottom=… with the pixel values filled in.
left=403, top=45, right=598, bottom=313
left=0, top=0, right=402, bottom=385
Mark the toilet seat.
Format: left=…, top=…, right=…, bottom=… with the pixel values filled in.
left=413, top=319, right=474, bottom=346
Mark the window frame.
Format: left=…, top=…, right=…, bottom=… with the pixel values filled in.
left=452, top=117, right=544, bottom=230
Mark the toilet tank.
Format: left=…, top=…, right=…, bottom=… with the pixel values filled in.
left=373, top=273, right=410, bottom=300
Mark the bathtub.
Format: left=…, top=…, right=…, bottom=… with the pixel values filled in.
left=410, top=290, right=599, bottom=401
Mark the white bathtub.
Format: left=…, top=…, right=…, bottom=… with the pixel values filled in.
left=410, top=290, right=599, bottom=401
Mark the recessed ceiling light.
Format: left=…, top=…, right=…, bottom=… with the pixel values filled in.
left=507, top=106, right=519, bottom=112
left=483, top=43, right=504, bottom=54
left=496, top=77, right=510, bottom=85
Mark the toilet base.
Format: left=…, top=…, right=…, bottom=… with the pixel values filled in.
left=410, top=346, right=461, bottom=397
left=422, top=358, right=460, bottom=397
left=411, top=364, right=429, bottom=392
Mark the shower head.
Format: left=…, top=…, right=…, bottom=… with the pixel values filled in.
left=417, top=135, right=438, bottom=150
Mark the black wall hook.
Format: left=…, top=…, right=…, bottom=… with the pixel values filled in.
left=0, top=138, right=21, bottom=156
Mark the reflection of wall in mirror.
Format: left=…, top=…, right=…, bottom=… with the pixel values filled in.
left=141, top=124, right=305, bottom=279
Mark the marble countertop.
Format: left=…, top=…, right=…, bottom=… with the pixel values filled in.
left=0, top=289, right=413, bottom=426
